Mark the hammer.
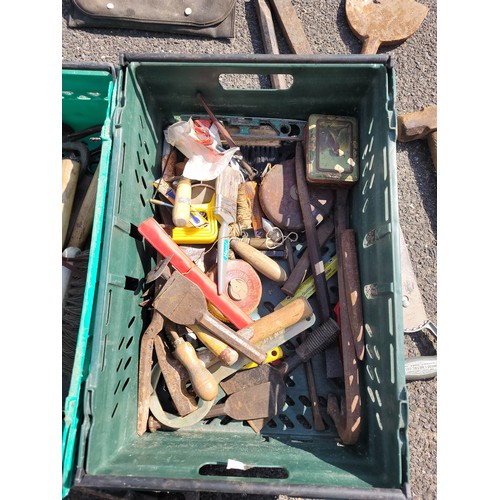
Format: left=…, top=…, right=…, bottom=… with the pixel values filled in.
left=397, top=104, right=437, bottom=173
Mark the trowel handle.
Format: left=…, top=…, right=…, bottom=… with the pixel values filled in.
left=361, top=37, right=381, bottom=54
left=280, top=317, right=340, bottom=375
left=173, top=338, right=219, bottom=401
left=241, top=297, right=314, bottom=345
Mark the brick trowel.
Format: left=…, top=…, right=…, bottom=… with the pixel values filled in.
left=400, top=228, right=437, bottom=381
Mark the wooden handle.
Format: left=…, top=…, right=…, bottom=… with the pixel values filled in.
left=361, top=37, right=381, bottom=54
left=243, top=297, right=313, bottom=344
left=240, top=238, right=271, bottom=250
left=189, top=324, right=239, bottom=366
left=267, top=0, right=313, bottom=54
left=173, top=338, right=218, bottom=401
left=172, top=177, right=192, bottom=227
left=62, top=158, right=80, bottom=248
left=256, top=0, right=289, bottom=90
left=67, top=163, right=100, bottom=249
left=199, top=313, right=268, bottom=365
left=230, top=238, right=287, bottom=283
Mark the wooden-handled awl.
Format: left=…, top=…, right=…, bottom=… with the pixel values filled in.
left=164, top=320, right=218, bottom=402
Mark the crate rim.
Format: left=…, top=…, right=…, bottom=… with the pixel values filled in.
left=62, top=60, right=117, bottom=81
left=120, top=52, right=392, bottom=68
left=75, top=472, right=410, bottom=499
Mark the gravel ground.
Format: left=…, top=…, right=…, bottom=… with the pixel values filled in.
left=62, top=1, right=437, bottom=498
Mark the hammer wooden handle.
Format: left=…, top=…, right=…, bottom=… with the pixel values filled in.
left=239, top=297, right=313, bottom=345
left=197, top=298, right=314, bottom=369
left=67, top=163, right=100, bottom=249
left=62, top=158, right=80, bottom=248
left=199, top=313, right=268, bottom=365
left=230, top=238, right=288, bottom=283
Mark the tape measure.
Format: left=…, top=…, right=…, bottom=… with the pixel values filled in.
left=208, top=259, right=262, bottom=322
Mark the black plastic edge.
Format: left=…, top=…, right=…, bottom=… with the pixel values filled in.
left=62, top=61, right=117, bottom=82
left=76, top=474, right=407, bottom=500
left=119, top=52, right=391, bottom=67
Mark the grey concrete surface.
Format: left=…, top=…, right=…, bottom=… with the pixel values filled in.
left=62, top=1, right=437, bottom=499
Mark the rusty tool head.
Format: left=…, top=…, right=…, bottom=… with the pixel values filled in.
left=397, top=105, right=437, bottom=172
left=146, top=255, right=172, bottom=284
left=220, top=317, right=340, bottom=432
left=147, top=312, right=316, bottom=430
left=205, top=380, right=285, bottom=421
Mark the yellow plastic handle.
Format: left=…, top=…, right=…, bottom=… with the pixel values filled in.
left=243, top=346, right=284, bottom=369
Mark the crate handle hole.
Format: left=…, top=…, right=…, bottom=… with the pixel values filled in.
left=129, top=223, right=143, bottom=241
left=124, top=276, right=140, bottom=291
left=218, top=73, right=293, bottom=90
left=198, top=464, right=288, bottom=479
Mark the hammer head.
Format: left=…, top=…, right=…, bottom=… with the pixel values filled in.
left=397, top=105, right=437, bottom=142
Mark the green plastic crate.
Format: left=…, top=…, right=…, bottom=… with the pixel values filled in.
left=70, top=54, right=409, bottom=499
left=62, top=62, right=117, bottom=498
